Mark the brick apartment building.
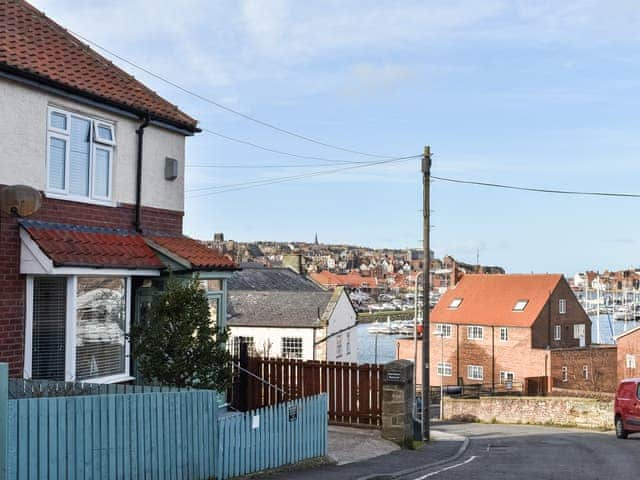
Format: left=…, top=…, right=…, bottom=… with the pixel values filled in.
left=398, top=274, right=591, bottom=392
left=0, top=1, right=236, bottom=382
left=549, top=345, right=618, bottom=393
left=617, top=326, right=640, bottom=382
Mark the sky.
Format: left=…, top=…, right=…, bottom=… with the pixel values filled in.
left=31, top=0, right=640, bottom=275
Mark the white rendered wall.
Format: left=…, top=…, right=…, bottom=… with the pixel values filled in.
left=0, top=78, right=186, bottom=212
left=326, top=290, right=358, bottom=362
left=229, top=326, right=316, bottom=361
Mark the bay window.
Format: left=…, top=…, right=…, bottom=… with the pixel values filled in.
left=46, top=107, right=115, bottom=203
left=26, top=275, right=131, bottom=383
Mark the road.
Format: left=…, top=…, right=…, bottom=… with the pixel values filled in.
left=396, top=423, right=640, bottom=480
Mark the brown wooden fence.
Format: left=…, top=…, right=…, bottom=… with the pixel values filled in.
left=244, top=357, right=384, bottom=428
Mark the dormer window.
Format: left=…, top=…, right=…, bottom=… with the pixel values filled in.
left=449, top=298, right=463, bottom=309
left=46, top=107, right=115, bottom=203
left=513, top=300, right=528, bottom=311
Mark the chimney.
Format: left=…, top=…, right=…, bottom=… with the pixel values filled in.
left=282, top=254, right=303, bottom=274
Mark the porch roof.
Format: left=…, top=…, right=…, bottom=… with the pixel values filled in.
left=20, top=220, right=164, bottom=270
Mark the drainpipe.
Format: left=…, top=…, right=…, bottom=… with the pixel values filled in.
left=135, top=113, right=151, bottom=232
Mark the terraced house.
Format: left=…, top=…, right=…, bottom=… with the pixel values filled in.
left=398, top=274, right=591, bottom=393
left=0, top=0, right=237, bottom=383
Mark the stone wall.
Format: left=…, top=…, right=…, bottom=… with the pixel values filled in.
left=444, top=396, right=614, bottom=430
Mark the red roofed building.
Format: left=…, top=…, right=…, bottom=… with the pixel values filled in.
left=397, top=274, right=591, bottom=393
left=0, top=0, right=237, bottom=382
left=310, top=270, right=380, bottom=292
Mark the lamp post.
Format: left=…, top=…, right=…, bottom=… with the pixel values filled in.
left=433, top=330, right=445, bottom=421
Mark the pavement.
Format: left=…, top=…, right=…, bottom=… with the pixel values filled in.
left=257, top=423, right=468, bottom=480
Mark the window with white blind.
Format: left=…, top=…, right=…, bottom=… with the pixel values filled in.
left=46, top=107, right=115, bottom=203
left=75, top=277, right=126, bottom=381
left=26, top=275, right=131, bottom=383
left=31, top=277, right=67, bottom=381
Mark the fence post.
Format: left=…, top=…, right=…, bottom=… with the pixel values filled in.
left=0, top=363, right=8, bottom=480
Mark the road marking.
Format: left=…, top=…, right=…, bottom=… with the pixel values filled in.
left=411, top=456, right=478, bottom=479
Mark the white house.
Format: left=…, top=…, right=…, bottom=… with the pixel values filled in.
left=227, top=266, right=358, bottom=362
left=0, top=0, right=237, bottom=383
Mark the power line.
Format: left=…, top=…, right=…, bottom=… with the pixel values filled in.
left=432, top=175, right=640, bottom=198
left=186, top=154, right=422, bottom=198
left=69, top=29, right=394, bottom=159
left=200, top=128, right=370, bottom=165
left=187, top=163, right=362, bottom=168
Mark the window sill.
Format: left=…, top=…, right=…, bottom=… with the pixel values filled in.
left=79, top=374, right=135, bottom=385
left=45, top=191, right=116, bottom=208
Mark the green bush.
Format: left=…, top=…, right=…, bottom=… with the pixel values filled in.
left=130, top=276, right=232, bottom=390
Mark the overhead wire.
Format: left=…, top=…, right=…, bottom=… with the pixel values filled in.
left=431, top=175, right=640, bottom=199
left=186, top=154, right=422, bottom=198
left=69, top=29, right=395, bottom=159
left=199, top=128, right=371, bottom=165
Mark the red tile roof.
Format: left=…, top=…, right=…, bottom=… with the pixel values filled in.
left=21, top=220, right=164, bottom=269
left=147, top=235, right=238, bottom=271
left=0, top=0, right=198, bottom=131
left=310, top=271, right=379, bottom=289
left=432, top=274, right=564, bottom=328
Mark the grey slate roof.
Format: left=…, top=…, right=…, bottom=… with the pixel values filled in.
left=227, top=291, right=333, bottom=328
left=228, top=267, right=323, bottom=292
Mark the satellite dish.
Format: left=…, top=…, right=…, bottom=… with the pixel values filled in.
left=0, top=185, right=42, bottom=217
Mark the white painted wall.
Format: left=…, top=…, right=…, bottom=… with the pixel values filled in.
left=229, top=326, right=316, bottom=361
left=325, top=290, right=358, bottom=362
left=0, top=78, right=186, bottom=212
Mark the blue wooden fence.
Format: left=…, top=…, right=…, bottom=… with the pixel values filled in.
left=216, top=394, right=328, bottom=480
left=0, top=365, right=328, bottom=480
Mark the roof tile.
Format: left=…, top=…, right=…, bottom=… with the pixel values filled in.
left=0, top=0, right=197, bottom=131
left=21, top=220, right=164, bottom=269
left=432, top=274, right=564, bottom=328
left=147, top=235, right=238, bottom=270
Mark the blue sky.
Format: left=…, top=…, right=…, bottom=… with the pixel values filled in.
left=32, top=0, right=640, bottom=275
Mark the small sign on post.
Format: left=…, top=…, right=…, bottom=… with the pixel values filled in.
left=288, top=405, right=298, bottom=422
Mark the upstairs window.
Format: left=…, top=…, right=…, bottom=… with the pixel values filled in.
left=513, top=300, right=528, bottom=311
left=435, top=323, right=452, bottom=338
left=626, top=354, right=636, bottom=369
left=554, top=324, right=562, bottom=341
left=500, top=327, right=508, bottom=342
left=559, top=299, right=567, bottom=314
left=467, top=326, right=483, bottom=340
left=47, top=107, right=115, bottom=202
left=449, top=298, right=463, bottom=309
left=281, top=337, right=303, bottom=359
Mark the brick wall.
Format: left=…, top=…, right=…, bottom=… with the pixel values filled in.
left=397, top=325, right=549, bottom=389
left=531, top=279, right=592, bottom=349
left=0, top=191, right=183, bottom=376
left=444, top=396, right=614, bottom=430
left=550, top=346, right=617, bottom=393
left=617, top=327, right=640, bottom=383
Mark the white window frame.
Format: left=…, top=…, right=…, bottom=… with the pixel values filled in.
left=46, top=106, right=116, bottom=206
left=582, top=365, right=589, bottom=380
left=92, top=144, right=114, bottom=201
left=467, top=365, right=483, bottom=381
left=435, top=323, right=452, bottom=338
left=513, top=300, right=528, bottom=311
left=437, top=362, right=452, bottom=377
left=467, top=325, right=483, bottom=340
left=94, top=121, right=117, bottom=146
left=559, top=299, right=567, bottom=314
left=499, top=327, right=508, bottom=342
left=346, top=332, right=351, bottom=355
left=500, top=371, right=515, bottom=383
left=561, top=366, right=568, bottom=382
left=573, top=324, right=585, bottom=340
left=336, top=334, right=343, bottom=358
left=554, top=324, right=561, bottom=341
left=281, top=337, right=303, bottom=359
left=449, top=298, right=463, bottom=309
left=626, top=354, right=636, bottom=369
left=23, top=274, right=133, bottom=384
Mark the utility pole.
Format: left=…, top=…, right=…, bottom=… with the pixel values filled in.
left=422, top=145, right=431, bottom=441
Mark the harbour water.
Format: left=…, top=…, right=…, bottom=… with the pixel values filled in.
left=356, top=314, right=637, bottom=364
